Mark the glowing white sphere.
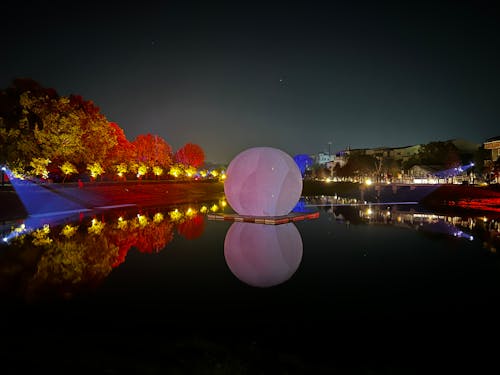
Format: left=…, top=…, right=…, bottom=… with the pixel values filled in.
left=224, top=147, right=302, bottom=217
left=224, top=222, right=303, bottom=287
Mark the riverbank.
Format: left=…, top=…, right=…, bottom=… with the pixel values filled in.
left=2, top=180, right=500, bottom=221
left=0, top=180, right=226, bottom=221
left=303, top=180, right=500, bottom=214
left=420, top=184, right=500, bottom=215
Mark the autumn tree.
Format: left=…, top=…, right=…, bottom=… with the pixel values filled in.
left=0, top=79, right=53, bottom=168
left=132, top=133, right=172, bottom=172
left=20, top=93, right=86, bottom=165
left=106, top=122, right=135, bottom=168
left=66, top=95, right=117, bottom=166
left=0, top=80, right=118, bottom=176
left=60, top=161, right=78, bottom=182
left=174, top=143, right=205, bottom=168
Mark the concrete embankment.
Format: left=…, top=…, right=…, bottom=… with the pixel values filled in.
left=3, top=180, right=500, bottom=221
left=0, top=181, right=226, bottom=221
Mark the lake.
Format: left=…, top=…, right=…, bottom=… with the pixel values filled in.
left=1, top=196, right=500, bottom=373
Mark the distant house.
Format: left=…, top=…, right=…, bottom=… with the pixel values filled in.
left=350, top=145, right=421, bottom=163
left=317, top=152, right=333, bottom=165
left=484, top=136, right=500, bottom=162
left=409, top=165, right=442, bottom=178
left=388, top=145, right=421, bottom=163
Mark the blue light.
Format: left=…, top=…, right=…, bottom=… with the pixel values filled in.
left=6, top=167, right=89, bottom=216
left=293, top=154, right=314, bottom=177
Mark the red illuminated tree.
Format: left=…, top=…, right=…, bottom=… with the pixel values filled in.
left=106, top=122, right=135, bottom=167
left=132, top=133, right=172, bottom=170
left=174, top=143, right=205, bottom=168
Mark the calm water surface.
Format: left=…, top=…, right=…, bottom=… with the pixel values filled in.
left=2, top=197, right=500, bottom=373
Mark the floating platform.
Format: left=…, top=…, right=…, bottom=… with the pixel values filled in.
left=207, top=211, right=319, bottom=225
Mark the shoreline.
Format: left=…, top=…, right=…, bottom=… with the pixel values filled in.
left=2, top=180, right=500, bottom=221
left=0, top=180, right=226, bottom=221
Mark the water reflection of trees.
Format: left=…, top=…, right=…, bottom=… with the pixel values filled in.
left=306, top=195, right=500, bottom=254
left=0, top=201, right=223, bottom=302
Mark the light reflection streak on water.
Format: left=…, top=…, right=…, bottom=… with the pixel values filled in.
left=303, top=195, right=497, bottom=245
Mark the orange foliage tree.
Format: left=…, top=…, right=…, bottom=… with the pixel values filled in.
left=132, top=133, right=173, bottom=172
left=107, top=122, right=135, bottom=171
left=174, top=143, right=205, bottom=168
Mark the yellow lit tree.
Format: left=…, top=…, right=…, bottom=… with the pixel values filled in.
left=87, top=162, right=105, bottom=181
left=169, top=163, right=184, bottom=178
left=18, top=90, right=117, bottom=168
left=30, top=157, right=51, bottom=179
left=153, top=166, right=163, bottom=179
left=60, top=161, right=78, bottom=182
left=184, top=165, right=197, bottom=178
left=137, top=163, right=148, bottom=179
left=115, top=163, right=128, bottom=179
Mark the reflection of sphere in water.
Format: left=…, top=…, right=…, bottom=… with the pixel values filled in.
left=224, top=147, right=302, bottom=217
left=224, top=222, right=303, bottom=287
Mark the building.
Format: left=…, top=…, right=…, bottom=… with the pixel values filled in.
left=388, top=145, right=421, bottom=163
left=484, top=136, right=500, bottom=162
left=349, top=144, right=421, bottom=163
left=317, top=152, right=334, bottom=165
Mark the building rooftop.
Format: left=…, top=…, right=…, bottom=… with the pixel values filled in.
left=485, top=136, right=500, bottom=143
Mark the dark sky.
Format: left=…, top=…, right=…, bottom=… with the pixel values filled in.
left=1, top=1, right=499, bottom=163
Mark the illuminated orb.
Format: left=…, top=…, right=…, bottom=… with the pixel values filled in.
left=224, top=222, right=303, bottom=288
left=224, top=147, right=302, bottom=217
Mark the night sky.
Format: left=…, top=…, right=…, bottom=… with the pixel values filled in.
left=2, top=1, right=499, bottom=163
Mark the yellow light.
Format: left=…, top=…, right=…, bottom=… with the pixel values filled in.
left=153, top=212, right=164, bottom=223
left=210, top=204, right=219, bottom=212
left=15, top=224, right=26, bottom=233
left=61, top=224, right=78, bottom=238
left=137, top=214, right=148, bottom=227
left=365, top=179, right=372, bottom=186
left=366, top=208, right=373, bottom=215
left=88, top=219, right=105, bottom=235
left=117, top=217, right=128, bottom=230
left=118, top=172, right=123, bottom=177
left=169, top=209, right=183, bottom=221
left=200, top=205, right=208, bottom=213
